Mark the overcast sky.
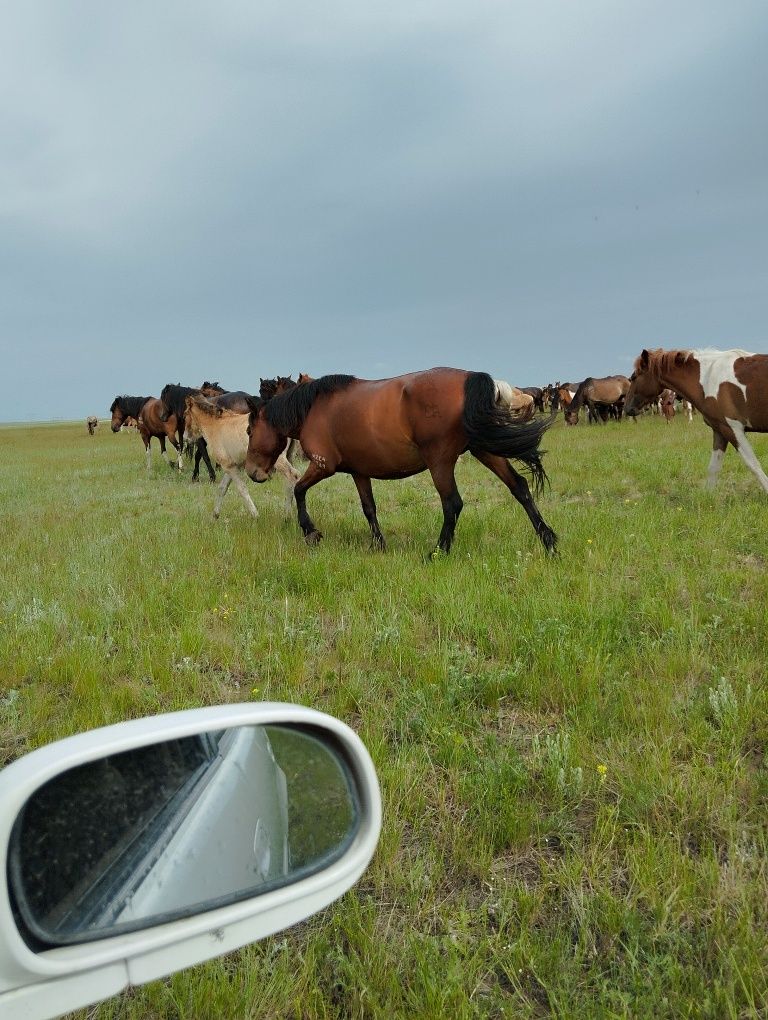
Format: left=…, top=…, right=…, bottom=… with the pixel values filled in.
left=1, top=1, right=766, bottom=421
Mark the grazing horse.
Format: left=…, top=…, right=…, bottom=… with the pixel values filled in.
left=109, top=395, right=181, bottom=469
left=158, top=383, right=225, bottom=480
left=564, top=376, right=631, bottom=425
left=86, top=416, right=98, bottom=435
left=625, top=348, right=768, bottom=492
left=244, top=368, right=557, bottom=556
left=184, top=395, right=300, bottom=518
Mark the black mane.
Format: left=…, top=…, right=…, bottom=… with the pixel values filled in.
left=200, top=381, right=226, bottom=391
left=110, top=395, right=152, bottom=417
left=160, top=383, right=200, bottom=418
left=264, top=374, right=357, bottom=435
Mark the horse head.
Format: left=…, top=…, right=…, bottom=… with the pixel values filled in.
left=244, top=397, right=285, bottom=483
left=624, top=352, right=666, bottom=416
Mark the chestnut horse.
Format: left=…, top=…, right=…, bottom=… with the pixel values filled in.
left=625, top=348, right=768, bottom=491
left=109, top=395, right=181, bottom=469
left=564, top=375, right=631, bottom=425
left=244, top=368, right=557, bottom=556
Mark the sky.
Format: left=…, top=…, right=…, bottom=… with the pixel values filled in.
left=1, top=1, right=767, bottom=422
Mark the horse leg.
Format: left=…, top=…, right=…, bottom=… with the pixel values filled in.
left=471, top=450, right=557, bottom=553
left=230, top=468, right=259, bottom=518
left=352, top=474, right=386, bottom=550
left=425, top=459, right=463, bottom=556
left=293, top=463, right=329, bottom=545
left=725, top=419, right=768, bottom=493
left=176, top=429, right=184, bottom=470
left=194, top=439, right=216, bottom=482
left=213, top=474, right=232, bottom=518
left=144, top=435, right=152, bottom=471
left=158, top=435, right=169, bottom=466
left=274, top=450, right=300, bottom=514
left=706, top=429, right=728, bottom=490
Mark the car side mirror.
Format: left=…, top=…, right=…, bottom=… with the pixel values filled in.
left=0, top=703, right=381, bottom=1020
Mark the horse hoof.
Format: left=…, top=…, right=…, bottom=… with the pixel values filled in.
left=305, top=530, right=323, bottom=546
left=427, top=547, right=447, bottom=562
left=540, top=528, right=558, bottom=554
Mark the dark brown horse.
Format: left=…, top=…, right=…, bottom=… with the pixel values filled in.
left=109, top=395, right=181, bottom=469
left=625, top=347, right=768, bottom=491
left=244, top=368, right=557, bottom=556
left=259, top=376, right=296, bottom=400
left=564, top=376, right=631, bottom=425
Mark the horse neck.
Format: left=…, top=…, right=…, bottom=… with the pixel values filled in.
left=655, top=360, right=699, bottom=404
left=570, top=384, right=587, bottom=409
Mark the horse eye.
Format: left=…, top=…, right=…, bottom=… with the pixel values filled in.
left=246, top=426, right=251, bottom=436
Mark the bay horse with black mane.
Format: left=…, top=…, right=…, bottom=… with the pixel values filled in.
left=625, top=348, right=768, bottom=491
left=244, top=368, right=557, bottom=556
left=564, top=375, right=631, bottom=425
left=110, top=395, right=182, bottom=469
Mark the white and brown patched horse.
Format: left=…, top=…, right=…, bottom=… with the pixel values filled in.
left=625, top=348, right=768, bottom=491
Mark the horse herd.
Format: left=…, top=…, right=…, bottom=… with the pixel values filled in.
left=106, top=348, right=768, bottom=557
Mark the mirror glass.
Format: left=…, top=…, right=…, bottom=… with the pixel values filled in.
left=8, top=724, right=358, bottom=947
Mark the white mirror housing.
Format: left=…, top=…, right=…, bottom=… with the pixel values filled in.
left=0, top=703, right=381, bottom=1020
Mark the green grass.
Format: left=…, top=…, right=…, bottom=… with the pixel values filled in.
left=2, top=415, right=767, bottom=1018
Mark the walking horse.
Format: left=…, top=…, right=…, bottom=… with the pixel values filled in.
left=625, top=348, right=768, bottom=491
left=109, top=395, right=181, bottom=469
left=244, top=368, right=557, bottom=556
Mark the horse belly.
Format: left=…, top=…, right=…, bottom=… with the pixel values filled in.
left=338, top=439, right=427, bottom=480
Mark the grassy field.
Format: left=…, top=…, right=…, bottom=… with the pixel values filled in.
left=2, top=413, right=767, bottom=1018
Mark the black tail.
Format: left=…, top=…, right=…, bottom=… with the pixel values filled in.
left=462, top=373, right=555, bottom=495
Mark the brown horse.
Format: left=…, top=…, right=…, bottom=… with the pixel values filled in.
left=86, top=416, right=98, bottom=435
left=564, top=375, right=631, bottom=425
left=659, top=389, right=676, bottom=422
left=549, top=384, right=574, bottom=413
left=259, top=376, right=297, bottom=400
left=244, top=368, right=557, bottom=556
left=109, top=395, right=181, bottom=469
left=625, top=348, right=768, bottom=491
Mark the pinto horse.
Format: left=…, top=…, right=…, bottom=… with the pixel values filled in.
left=109, top=395, right=181, bottom=469
left=244, top=368, right=557, bottom=556
left=564, top=376, right=631, bottom=425
left=625, top=348, right=768, bottom=492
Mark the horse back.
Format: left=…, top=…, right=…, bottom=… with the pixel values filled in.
left=300, top=368, right=469, bottom=476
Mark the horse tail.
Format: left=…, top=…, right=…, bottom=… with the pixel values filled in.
left=462, top=373, right=554, bottom=494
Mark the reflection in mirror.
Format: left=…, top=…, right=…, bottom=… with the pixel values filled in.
left=8, top=725, right=358, bottom=948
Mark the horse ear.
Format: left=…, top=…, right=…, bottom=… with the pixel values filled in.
left=245, top=395, right=261, bottom=415
left=674, top=351, right=687, bottom=365
left=639, top=350, right=650, bottom=369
